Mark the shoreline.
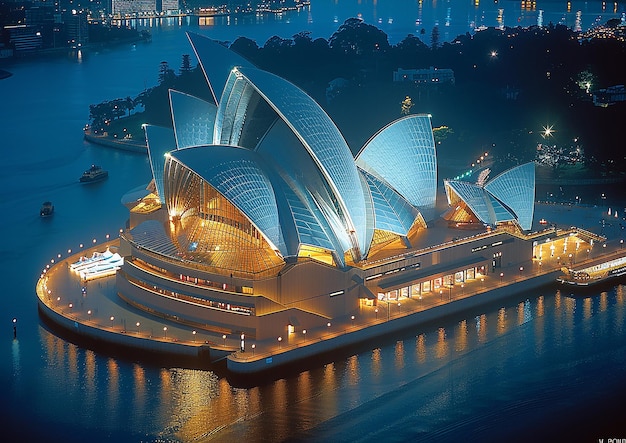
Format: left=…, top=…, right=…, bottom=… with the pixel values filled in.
left=84, top=129, right=147, bottom=153
left=37, top=236, right=624, bottom=378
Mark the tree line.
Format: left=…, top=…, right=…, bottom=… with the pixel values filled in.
left=89, top=18, right=626, bottom=172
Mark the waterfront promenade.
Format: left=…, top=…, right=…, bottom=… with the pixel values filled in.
left=35, top=202, right=626, bottom=375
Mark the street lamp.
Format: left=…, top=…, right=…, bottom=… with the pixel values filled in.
left=519, top=266, right=523, bottom=279
left=136, top=322, right=140, bottom=334
left=110, top=316, right=114, bottom=327
left=375, top=308, right=378, bottom=320
left=351, top=315, right=355, bottom=327
left=163, top=326, right=167, bottom=338
left=278, top=336, right=282, bottom=349
left=192, top=330, right=196, bottom=342
left=500, top=272, right=504, bottom=283
left=303, top=329, right=307, bottom=342
left=222, top=334, right=226, bottom=346
left=251, top=344, right=255, bottom=355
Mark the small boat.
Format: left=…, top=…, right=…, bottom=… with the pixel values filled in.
left=40, top=201, right=54, bottom=217
left=557, top=254, right=626, bottom=290
left=80, top=164, right=108, bottom=183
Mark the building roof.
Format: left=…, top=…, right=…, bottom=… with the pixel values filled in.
left=139, top=32, right=536, bottom=275
left=444, top=162, right=535, bottom=231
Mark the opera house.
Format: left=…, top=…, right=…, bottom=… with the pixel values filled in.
left=115, top=32, right=540, bottom=342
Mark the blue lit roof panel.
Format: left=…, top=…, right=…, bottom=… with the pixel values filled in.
left=356, top=114, right=437, bottom=220
left=169, top=90, right=216, bottom=149
left=144, top=124, right=176, bottom=205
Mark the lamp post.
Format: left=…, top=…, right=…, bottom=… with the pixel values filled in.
left=192, top=330, right=196, bottom=342
left=240, top=333, right=245, bottom=352
left=110, top=316, right=114, bottom=328
left=303, top=329, right=307, bottom=342
left=222, top=334, right=226, bottom=346
left=251, top=344, right=255, bottom=355
left=163, top=326, right=167, bottom=339
left=500, top=272, right=504, bottom=284
left=136, top=322, right=140, bottom=334
left=519, top=266, right=523, bottom=280
left=351, top=315, right=355, bottom=327
left=12, top=318, right=17, bottom=338
left=278, top=336, right=282, bottom=349
left=375, top=308, right=378, bottom=320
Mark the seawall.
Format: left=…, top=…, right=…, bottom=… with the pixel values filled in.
left=227, top=270, right=560, bottom=374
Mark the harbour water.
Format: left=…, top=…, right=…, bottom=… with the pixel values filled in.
left=1, top=3, right=626, bottom=441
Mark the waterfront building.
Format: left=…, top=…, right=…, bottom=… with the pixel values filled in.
left=114, top=32, right=553, bottom=343
left=161, top=0, right=179, bottom=13
left=111, top=0, right=157, bottom=16
left=393, top=67, right=455, bottom=85
left=4, top=24, right=43, bottom=52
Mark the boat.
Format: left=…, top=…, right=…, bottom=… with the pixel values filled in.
left=40, top=201, right=54, bottom=217
left=557, top=254, right=626, bottom=290
left=79, top=164, right=108, bottom=183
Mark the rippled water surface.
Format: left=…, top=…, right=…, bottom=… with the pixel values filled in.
left=1, top=4, right=626, bottom=441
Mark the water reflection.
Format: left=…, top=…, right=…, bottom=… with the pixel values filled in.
left=12, top=338, right=20, bottom=378
left=31, top=285, right=626, bottom=440
left=497, top=306, right=506, bottom=335
left=455, top=319, right=468, bottom=352
left=435, top=327, right=449, bottom=360
left=394, top=340, right=405, bottom=370
left=415, top=334, right=427, bottom=364
left=371, top=347, right=382, bottom=378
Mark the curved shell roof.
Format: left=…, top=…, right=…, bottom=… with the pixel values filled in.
left=169, top=90, right=217, bottom=149
left=444, top=162, right=535, bottom=230
left=361, top=170, right=419, bottom=236
left=169, top=145, right=287, bottom=255
left=232, top=66, right=371, bottom=259
left=144, top=124, right=176, bottom=204
left=141, top=32, right=448, bottom=271
left=484, top=162, right=535, bottom=231
left=356, top=114, right=437, bottom=221
left=186, top=31, right=254, bottom=105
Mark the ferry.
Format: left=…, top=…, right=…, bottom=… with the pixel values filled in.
left=80, top=165, right=108, bottom=183
left=557, top=254, right=626, bottom=289
left=40, top=201, right=54, bottom=217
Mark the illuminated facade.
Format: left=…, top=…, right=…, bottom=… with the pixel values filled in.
left=115, top=32, right=538, bottom=341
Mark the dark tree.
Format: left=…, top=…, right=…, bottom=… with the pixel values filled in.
left=158, top=61, right=175, bottom=85
left=230, top=36, right=260, bottom=62
left=180, top=54, right=192, bottom=74
left=431, top=26, right=440, bottom=49
left=329, top=18, right=390, bottom=55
